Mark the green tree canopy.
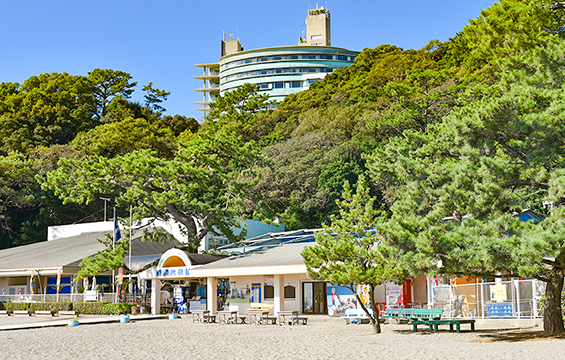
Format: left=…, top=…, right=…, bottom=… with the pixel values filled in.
left=0, top=73, right=95, bottom=154
left=42, top=86, right=266, bottom=251
left=302, top=176, right=415, bottom=333
left=143, top=82, right=170, bottom=112
left=367, top=36, right=565, bottom=336
left=88, top=68, right=137, bottom=120
left=72, top=117, right=178, bottom=158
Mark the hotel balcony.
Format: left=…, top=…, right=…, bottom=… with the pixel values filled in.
left=194, top=74, right=220, bottom=82
left=194, top=85, right=220, bottom=93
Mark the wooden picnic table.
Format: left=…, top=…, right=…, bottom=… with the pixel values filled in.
left=412, top=319, right=476, bottom=332
left=217, top=310, right=238, bottom=324
left=277, top=311, right=298, bottom=325
left=192, top=310, right=210, bottom=323
left=246, top=309, right=276, bottom=325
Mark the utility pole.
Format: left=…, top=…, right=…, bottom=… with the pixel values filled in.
left=100, top=197, right=111, bottom=222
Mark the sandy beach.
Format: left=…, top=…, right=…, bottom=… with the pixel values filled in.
left=0, top=315, right=563, bottom=360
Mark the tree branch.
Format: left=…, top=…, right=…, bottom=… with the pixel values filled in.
left=501, top=180, right=549, bottom=190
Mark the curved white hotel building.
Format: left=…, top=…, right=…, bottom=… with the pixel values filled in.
left=194, top=6, right=359, bottom=114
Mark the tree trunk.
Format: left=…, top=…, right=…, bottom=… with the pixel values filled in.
left=353, top=285, right=381, bottom=334
left=543, top=271, right=565, bottom=336
left=369, top=284, right=381, bottom=334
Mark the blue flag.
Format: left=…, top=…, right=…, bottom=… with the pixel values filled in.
left=114, top=213, right=121, bottom=242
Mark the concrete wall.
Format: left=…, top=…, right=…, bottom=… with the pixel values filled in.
left=48, top=221, right=113, bottom=241
left=305, top=8, right=331, bottom=46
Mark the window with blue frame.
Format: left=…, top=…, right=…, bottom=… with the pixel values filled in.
left=46, top=276, right=71, bottom=294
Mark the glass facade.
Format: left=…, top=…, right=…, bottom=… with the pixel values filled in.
left=223, top=67, right=336, bottom=82
left=215, top=46, right=359, bottom=106
left=222, top=53, right=354, bottom=70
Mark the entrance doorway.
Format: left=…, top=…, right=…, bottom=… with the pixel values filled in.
left=302, top=282, right=327, bottom=314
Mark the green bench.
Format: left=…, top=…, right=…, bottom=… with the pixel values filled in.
left=381, top=308, right=414, bottom=319
left=381, top=308, right=443, bottom=321
left=409, top=308, right=443, bottom=321
left=412, top=319, right=475, bottom=333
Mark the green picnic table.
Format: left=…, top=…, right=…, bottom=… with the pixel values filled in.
left=412, top=319, right=476, bottom=332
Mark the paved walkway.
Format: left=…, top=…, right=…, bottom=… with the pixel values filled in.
left=0, top=314, right=169, bottom=331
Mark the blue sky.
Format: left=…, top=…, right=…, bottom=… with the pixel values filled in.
left=0, top=1, right=497, bottom=121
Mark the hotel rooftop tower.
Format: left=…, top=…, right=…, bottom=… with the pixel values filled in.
left=193, top=5, right=358, bottom=115
left=300, top=4, right=331, bottom=46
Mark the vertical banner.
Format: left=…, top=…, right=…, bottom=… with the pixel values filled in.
left=114, top=211, right=121, bottom=243
left=84, top=277, right=89, bottom=291
left=450, top=278, right=457, bottom=301
left=56, top=268, right=62, bottom=294
left=30, top=269, right=36, bottom=294
left=118, top=267, right=124, bottom=285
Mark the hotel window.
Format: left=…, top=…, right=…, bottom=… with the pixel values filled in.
left=311, top=35, right=322, bottom=40
left=290, top=81, right=302, bottom=88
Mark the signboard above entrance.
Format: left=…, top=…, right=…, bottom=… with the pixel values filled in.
left=156, top=267, right=190, bottom=278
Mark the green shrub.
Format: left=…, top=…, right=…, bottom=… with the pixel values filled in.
left=101, top=303, right=134, bottom=315
left=73, top=302, right=134, bottom=315
left=73, top=302, right=107, bottom=314
left=30, top=302, right=72, bottom=312
left=0, top=302, right=5, bottom=310
left=3, top=303, right=29, bottom=311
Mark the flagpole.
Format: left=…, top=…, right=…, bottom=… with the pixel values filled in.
left=129, top=205, right=132, bottom=305
left=129, top=205, right=132, bottom=272
left=113, top=207, right=116, bottom=304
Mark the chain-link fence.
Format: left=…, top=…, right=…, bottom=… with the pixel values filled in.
left=432, top=279, right=545, bottom=319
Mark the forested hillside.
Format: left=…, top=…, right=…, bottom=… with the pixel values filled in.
left=0, top=0, right=562, bottom=247
left=0, top=69, right=199, bottom=248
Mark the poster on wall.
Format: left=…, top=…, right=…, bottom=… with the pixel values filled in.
left=251, top=283, right=261, bottom=303
left=229, top=283, right=251, bottom=300
left=490, top=285, right=507, bottom=301
left=386, top=282, right=403, bottom=306
left=173, top=285, right=188, bottom=313
left=326, top=285, right=357, bottom=317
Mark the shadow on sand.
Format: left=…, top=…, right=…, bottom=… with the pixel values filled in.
left=391, top=327, right=565, bottom=342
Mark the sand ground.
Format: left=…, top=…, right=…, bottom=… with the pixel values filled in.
left=0, top=315, right=563, bottom=360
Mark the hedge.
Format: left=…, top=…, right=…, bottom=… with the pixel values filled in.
left=30, top=302, right=72, bottom=312
left=0, top=302, right=134, bottom=314
left=74, top=302, right=134, bottom=315
left=2, top=302, right=29, bottom=311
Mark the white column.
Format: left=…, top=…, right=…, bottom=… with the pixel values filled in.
left=297, top=281, right=303, bottom=314
left=207, top=277, right=218, bottom=313
left=151, top=279, right=161, bottom=315
left=273, top=275, right=285, bottom=315
left=426, top=275, right=433, bottom=308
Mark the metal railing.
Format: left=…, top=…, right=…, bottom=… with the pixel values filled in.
left=431, top=279, right=545, bottom=319
left=0, top=293, right=151, bottom=305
